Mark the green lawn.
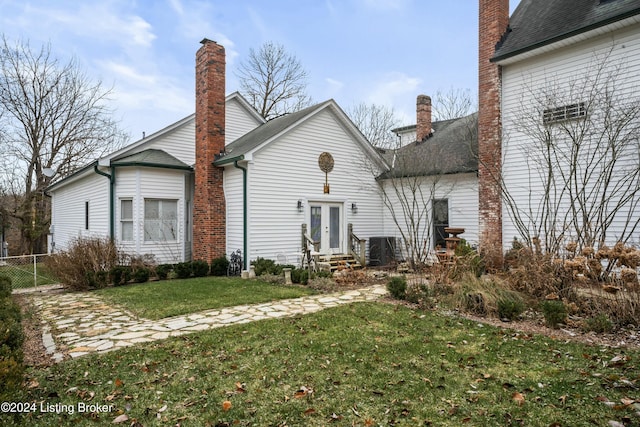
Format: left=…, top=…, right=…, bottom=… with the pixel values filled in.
left=10, top=302, right=640, bottom=426
left=94, top=277, right=316, bottom=319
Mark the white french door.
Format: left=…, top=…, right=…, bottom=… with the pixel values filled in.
left=309, top=203, right=342, bottom=254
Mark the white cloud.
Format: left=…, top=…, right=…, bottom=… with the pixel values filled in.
left=324, top=77, right=345, bottom=98
left=100, top=61, right=157, bottom=85
left=167, top=0, right=185, bottom=15
left=367, top=72, right=421, bottom=106
left=167, top=1, right=239, bottom=67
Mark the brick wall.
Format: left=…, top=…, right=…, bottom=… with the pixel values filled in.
left=416, top=94, right=432, bottom=142
left=478, top=0, right=509, bottom=264
left=193, top=39, right=226, bottom=262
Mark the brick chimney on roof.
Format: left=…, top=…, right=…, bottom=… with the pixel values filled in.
left=478, top=0, right=509, bottom=265
left=416, top=95, right=432, bottom=142
left=193, top=38, right=226, bottom=262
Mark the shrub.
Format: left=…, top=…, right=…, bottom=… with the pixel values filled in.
left=540, top=300, right=567, bottom=329
left=405, top=282, right=435, bottom=308
left=497, top=295, right=526, bottom=321
left=257, top=273, right=285, bottom=285
left=0, top=302, right=23, bottom=352
left=0, top=355, right=24, bottom=401
left=252, top=257, right=279, bottom=276
left=110, top=266, right=132, bottom=286
left=155, top=264, right=173, bottom=280
left=308, top=276, right=337, bottom=292
left=315, top=270, right=333, bottom=279
left=387, top=276, right=407, bottom=300
left=464, top=292, right=487, bottom=315
left=174, top=262, right=193, bottom=279
left=85, top=270, right=109, bottom=289
left=446, top=273, right=527, bottom=319
left=0, top=292, right=24, bottom=401
left=45, top=237, right=120, bottom=291
left=0, top=275, right=12, bottom=299
left=127, top=254, right=156, bottom=284
left=505, top=245, right=576, bottom=302
left=210, top=256, right=230, bottom=276
left=291, top=268, right=309, bottom=285
left=583, top=314, right=614, bottom=333
left=192, top=260, right=210, bottom=277
left=451, top=240, right=485, bottom=279
left=133, top=267, right=150, bottom=283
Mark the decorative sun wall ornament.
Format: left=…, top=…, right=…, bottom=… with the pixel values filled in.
left=318, top=152, right=334, bottom=194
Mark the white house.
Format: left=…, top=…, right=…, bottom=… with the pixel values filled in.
left=478, top=0, right=640, bottom=255
left=48, top=39, right=480, bottom=268
left=47, top=92, right=264, bottom=264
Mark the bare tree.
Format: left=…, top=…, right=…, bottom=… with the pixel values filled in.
left=500, top=46, right=640, bottom=262
left=368, top=112, right=477, bottom=269
left=0, top=36, right=127, bottom=254
left=347, top=102, right=401, bottom=148
left=432, top=88, right=475, bottom=121
left=235, top=41, right=311, bottom=120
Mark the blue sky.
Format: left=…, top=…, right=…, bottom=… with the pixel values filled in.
left=1, top=0, right=520, bottom=142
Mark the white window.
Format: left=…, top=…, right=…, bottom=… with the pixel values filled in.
left=120, top=199, right=133, bottom=241
left=144, top=199, right=178, bottom=242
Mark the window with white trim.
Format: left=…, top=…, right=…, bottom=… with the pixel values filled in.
left=543, top=102, right=586, bottom=125
left=144, top=199, right=178, bottom=242
left=120, top=199, right=133, bottom=241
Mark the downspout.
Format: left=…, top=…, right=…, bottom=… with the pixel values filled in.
left=93, top=163, right=115, bottom=241
left=233, top=160, right=248, bottom=270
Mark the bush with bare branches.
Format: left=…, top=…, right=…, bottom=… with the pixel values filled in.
left=45, top=237, right=120, bottom=291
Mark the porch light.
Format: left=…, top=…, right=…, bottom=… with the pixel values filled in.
left=351, top=203, right=358, bottom=214
left=297, top=200, right=303, bottom=213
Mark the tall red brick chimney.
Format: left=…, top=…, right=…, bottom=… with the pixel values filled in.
left=193, top=39, right=226, bottom=262
left=478, top=0, right=509, bottom=266
left=416, top=95, right=432, bottom=142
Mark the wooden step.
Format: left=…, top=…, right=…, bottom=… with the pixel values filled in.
left=324, top=254, right=363, bottom=272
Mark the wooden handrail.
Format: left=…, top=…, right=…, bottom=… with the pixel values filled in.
left=348, top=223, right=366, bottom=266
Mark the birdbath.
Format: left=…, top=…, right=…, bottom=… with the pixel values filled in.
left=444, top=227, right=465, bottom=254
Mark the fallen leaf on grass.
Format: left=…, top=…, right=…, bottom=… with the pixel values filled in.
left=621, top=397, right=636, bottom=406
left=235, top=382, right=246, bottom=393
left=303, top=408, right=316, bottom=416
left=115, top=378, right=123, bottom=388
left=512, top=392, right=525, bottom=406
left=222, top=400, right=232, bottom=411
left=294, top=386, right=314, bottom=399
left=113, top=414, right=129, bottom=423
left=329, top=413, right=343, bottom=422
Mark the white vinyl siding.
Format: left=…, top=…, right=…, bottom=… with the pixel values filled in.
left=49, top=171, right=110, bottom=252
left=144, top=120, right=196, bottom=165
left=226, top=97, right=263, bottom=143
left=380, top=173, right=479, bottom=255
left=224, top=165, right=245, bottom=258
left=501, top=23, right=640, bottom=250
left=238, top=107, right=384, bottom=263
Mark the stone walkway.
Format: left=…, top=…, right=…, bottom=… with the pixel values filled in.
left=28, top=285, right=388, bottom=363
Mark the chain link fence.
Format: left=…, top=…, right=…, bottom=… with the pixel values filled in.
left=0, top=254, right=60, bottom=290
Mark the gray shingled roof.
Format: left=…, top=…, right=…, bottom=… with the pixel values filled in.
left=111, top=149, right=192, bottom=170
left=214, top=101, right=332, bottom=165
left=493, top=0, right=640, bottom=62
left=378, top=113, right=478, bottom=179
